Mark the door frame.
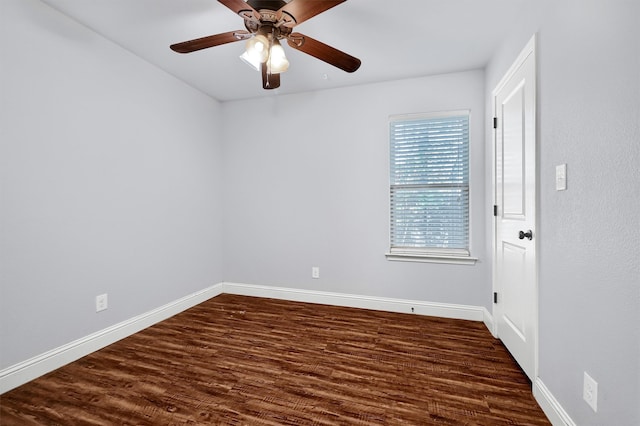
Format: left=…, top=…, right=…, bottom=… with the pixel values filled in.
left=491, top=34, right=539, bottom=380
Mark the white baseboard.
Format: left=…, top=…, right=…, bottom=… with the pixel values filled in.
left=482, top=307, right=496, bottom=337
left=0, top=283, right=224, bottom=394
left=534, top=378, right=576, bottom=426
left=222, top=282, right=486, bottom=322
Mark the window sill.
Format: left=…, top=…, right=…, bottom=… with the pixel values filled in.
left=385, top=251, right=478, bottom=265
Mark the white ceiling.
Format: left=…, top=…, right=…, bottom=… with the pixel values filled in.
left=40, top=0, right=525, bottom=102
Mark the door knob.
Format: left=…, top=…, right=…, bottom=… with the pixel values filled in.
left=519, top=230, right=533, bottom=240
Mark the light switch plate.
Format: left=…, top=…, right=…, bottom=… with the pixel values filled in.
left=556, top=164, right=567, bottom=191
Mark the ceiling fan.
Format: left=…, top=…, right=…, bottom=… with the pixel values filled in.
left=170, top=0, right=361, bottom=90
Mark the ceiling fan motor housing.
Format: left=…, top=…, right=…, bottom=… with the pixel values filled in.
left=242, top=3, right=295, bottom=38
left=247, top=0, right=288, bottom=10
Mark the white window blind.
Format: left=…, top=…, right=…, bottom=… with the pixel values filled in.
left=389, top=111, right=470, bottom=257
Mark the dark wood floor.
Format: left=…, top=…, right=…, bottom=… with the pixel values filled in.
left=1, top=294, right=550, bottom=425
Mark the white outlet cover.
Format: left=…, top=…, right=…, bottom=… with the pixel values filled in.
left=96, top=294, right=108, bottom=312
left=583, top=371, right=598, bottom=412
left=311, top=267, right=320, bottom=279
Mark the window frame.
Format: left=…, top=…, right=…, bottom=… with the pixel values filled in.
left=385, top=110, right=477, bottom=265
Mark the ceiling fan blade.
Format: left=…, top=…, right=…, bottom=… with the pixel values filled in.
left=261, top=62, right=281, bottom=90
left=278, top=0, right=346, bottom=27
left=286, top=33, right=361, bottom=73
left=170, top=30, right=250, bottom=53
left=218, top=0, right=260, bottom=21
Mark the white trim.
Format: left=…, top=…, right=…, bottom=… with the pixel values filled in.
left=482, top=307, right=496, bottom=337
left=534, top=378, right=577, bottom=426
left=389, top=109, right=471, bottom=122
left=0, top=283, right=224, bottom=394
left=492, top=35, right=536, bottom=97
left=222, top=282, right=485, bottom=321
left=385, top=252, right=478, bottom=265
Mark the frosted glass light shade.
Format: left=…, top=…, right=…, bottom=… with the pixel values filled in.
left=240, top=34, right=269, bottom=71
left=267, top=40, right=289, bottom=74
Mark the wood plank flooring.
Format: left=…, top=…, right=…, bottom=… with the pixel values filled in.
left=1, top=294, right=550, bottom=425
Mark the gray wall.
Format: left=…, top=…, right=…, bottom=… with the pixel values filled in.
left=486, top=1, right=640, bottom=424
left=221, top=71, right=490, bottom=307
left=0, top=0, right=224, bottom=368
left=2, top=0, right=639, bottom=424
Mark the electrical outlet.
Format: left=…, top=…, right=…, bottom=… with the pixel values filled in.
left=311, top=267, right=320, bottom=279
left=583, top=371, right=598, bottom=412
left=96, top=294, right=108, bottom=312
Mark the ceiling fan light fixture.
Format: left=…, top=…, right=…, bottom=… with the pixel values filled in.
left=267, top=39, right=289, bottom=74
left=170, top=0, right=361, bottom=89
left=240, top=34, right=269, bottom=71
left=239, top=51, right=260, bottom=71
left=247, top=34, right=269, bottom=60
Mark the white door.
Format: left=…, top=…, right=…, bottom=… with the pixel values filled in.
left=493, top=36, right=537, bottom=380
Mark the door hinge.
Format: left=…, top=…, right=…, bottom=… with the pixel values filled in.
left=493, top=205, right=498, bottom=216
left=493, top=117, right=498, bottom=129
left=493, top=292, right=498, bottom=304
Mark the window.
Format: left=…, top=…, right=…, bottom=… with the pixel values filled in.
left=386, top=110, right=475, bottom=264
